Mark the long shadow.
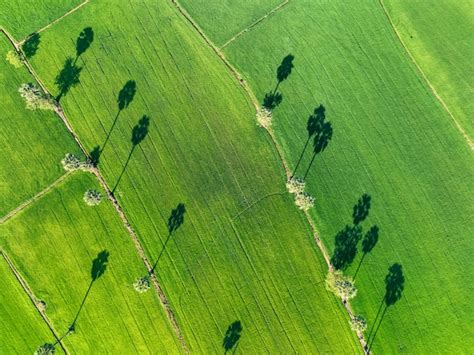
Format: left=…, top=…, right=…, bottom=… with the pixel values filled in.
left=22, top=32, right=40, bottom=59
left=89, top=145, right=101, bottom=167
left=101, top=80, right=137, bottom=156
left=262, top=54, right=294, bottom=110
left=353, top=193, right=371, bottom=225
left=55, top=57, right=82, bottom=102
left=75, top=27, right=94, bottom=64
left=353, top=225, right=379, bottom=280
left=223, top=320, right=242, bottom=354
left=292, top=104, right=325, bottom=178
left=368, top=263, right=405, bottom=351
left=149, top=203, right=186, bottom=274
left=330, top=224, right=362, bottom=270
left=112, top=115, right=150, bottom=193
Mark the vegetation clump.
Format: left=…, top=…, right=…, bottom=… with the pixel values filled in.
left=6, top=50, right=23, bottom=68
left=34, top=343, right=55, bottom=355
left=61, top=153, right=94, bottom=172
left=18, top=83, right=55, bottom=111
left=294, top=192, right=315, bottom=210
left=83, top=189, right=102, bottom=206
left=325, top=270, right=357, bottom=300
left=256, top=107, right=272, bottom=128
left=133, top=276, right=151, bottom=293
left=286, top=177, right=305, bottom=194
left=349, top=314, right=367, bottom=333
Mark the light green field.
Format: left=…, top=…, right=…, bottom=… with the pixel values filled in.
left=0, top=172, right=181, bottom=353
left=179, top=0, right=283, bottom=46
left=385, top=0, right=474, bottom=142
left=0, top=0, right=82, bottom=40
left=215, top=0, right=474, bottom=352
left=0, top=257, right=54, bottom=354
left=25, top=0, right=359, bottom=352
left=0, top=36, right=82, bottom=216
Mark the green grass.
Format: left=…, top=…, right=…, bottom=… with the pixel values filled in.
left=222, top=0, right=474, bottom=352
left=0, top=36, right=82, bottom=216
left=179, top=0, right=283, bottom=46
left=0, top=172, right=181, bottom=353
left=1, top=0, right=83, bottom=40
left=0, top=257, right=54, bottom=354
left=26, top=0, right=359, bottom=352
left=384, top=0, right=474, bottom=142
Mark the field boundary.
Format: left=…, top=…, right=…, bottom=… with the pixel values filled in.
left=1, top=171, right=73, bottom=224
left=169, top=0, right=368, bottom=352
left=1, top=28, right=189, bottom=354
left=1, top=250, right=69, bottom=354
left=220, top=0, right=290, bottom=49
left=378, top=0, right=473, bottom=151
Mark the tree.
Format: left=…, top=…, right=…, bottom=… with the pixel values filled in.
left=349, top=314, right=367, bottom=333
left=61, top=153, right=81, bottom=171
left=133, top=276, right=151, bottom=293
left=6, top=50, right=23, bottom=68
left=294, top=192, right=315, bottom=210
left=83, top=189, right=102, bottom=206
left=18, top=83, right=55, bottom=111
left=286, top=177, right=305, bottom=195
left=325, top=270, right=357, bottom=300
left=256, top=107, right=272, bottom=128
left=34, top=343, right=55, bottom=355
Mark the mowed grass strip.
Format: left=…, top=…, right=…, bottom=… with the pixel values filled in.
left=1, top=0, right=83, bottom=40
left=179, top=0, right=284, bottom=46
left=27, top=0, right=359, bottom=352
left=0, top=172, right=181, bottom=353
left=0, top=35, right=82, bottom=216
left=0, top=256, right=54, bottom=354
left=223, top=0, right=474, bottom=352
left=385, top=0, right=474, bottom=141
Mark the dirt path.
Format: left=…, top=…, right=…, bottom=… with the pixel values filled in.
left=220, top=0, right=289, bottom=49
left=170, top=0, right=369, bottom=353
left=1, top=251, right=69, bottom=354
left=1, top=171, right=72, bottom=224
left=378, top=0, right=473, bottom=151
left=1, top=29, right=189, bottom=354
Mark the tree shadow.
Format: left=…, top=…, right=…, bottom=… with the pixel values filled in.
left=89, top=146, right=101, bottom=167
left=292, top=104, right=325, bottom=178
left=75, top=27, right=94, bottom=63
left=150, top=203, right=186, bottom=274
left=112, top=115, right=150, bottom=193
left=354, top=225, right=379, bottom=279
left=368, top=263, right=405, bottom=351
left=223, top=320, right=242, bottom=354
left=353, top=193, right=371, bottom=225
left=262, top=54, right=294, bottom=110
left=330, top=224, right=362, bottom=270
left=101, top=80, right=137, bottom=155
left=55, top=57, right=82, bottom=102
left=262, top=91, right=282, bottom=110
left=22, top=33, right=40, bottom=59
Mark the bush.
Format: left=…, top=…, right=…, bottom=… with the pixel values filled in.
left=256, top=107, right=272, bottom=128
left=294, top=192, right=315, bottom=210
left=18, top=83, right=55, bottom=111
left=83, top=189, right=102, bottom=206
left=325, top=270, right=357, bottom=300
left=133, top=276, right=151, bottom=293
left=286, top=177, right=305, bottom=195
left=34, top=343, right=55, bottom=355
left=349, top=314, right=367, bottom=333
left=6, top=50, right=23, bottom=68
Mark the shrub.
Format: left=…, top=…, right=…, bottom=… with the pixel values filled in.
left=325, top=270, right=357, bottom=300
left=37, top=300, right=47, bottom=312
left=18, top=83, right=55, bottom=111
left=349, top=314, right=367, bottom=333
left=34, top=343, right=55, bottom=355
left=6, top=50, right=23, bottom=68
left=294, top=192, right=315, bottom=210
left=286, top=177, right=305, bottom=195
left=133, top=276, right=151, bottom=293
left=61, top=153, right=82, bottom=171
left=83, top=189, right=102, bottom=206
left=256, top=107, right=272, bottom=128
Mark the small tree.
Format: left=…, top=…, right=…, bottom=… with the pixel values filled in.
left=349, top=314, right=367, bottom=333
left=294, top=192, right=315, bottom=210
left=18, top=83, right=55, bottom=111
left=133, top=276, right=150, bottom=293
left=83, top=189, right=102, bottom=206
left=325, top=270, right=357, bottom=300
left=6, top=50, right=23, bottom=68
left=61, top=153, right=81, bottom=171
left=256, top=107, right=272, bottom=128
left=286, top=177, right=305, bottom=195
left=34, top=343, right=55, bottom=355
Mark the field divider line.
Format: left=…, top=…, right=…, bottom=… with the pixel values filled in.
left=220, top=0, right=290, bottom=49
left=1, top=28, right=189, bottom=354
left=1, top=171, right=73, bottom=224
left=169, top=1, right=369, bottom=352
left=378, top=0, right=473, bottom=151
left=17, top=0, right=90, bottom=45
left=1, top=250, right=69, bottom=354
